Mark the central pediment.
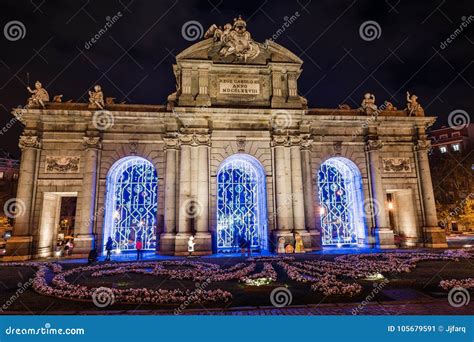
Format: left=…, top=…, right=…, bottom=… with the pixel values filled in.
left=176, top=38, right=303, bottom=65
left=168, top=17, right=306, bottom=109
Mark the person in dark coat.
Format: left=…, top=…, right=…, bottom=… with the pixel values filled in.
left=105, top=237, right=113, bottom=261
left=239, top=233, right=248, bottom=257
left=88, top=248, right=98, bottom=265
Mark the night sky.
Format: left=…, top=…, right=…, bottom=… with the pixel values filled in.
left=0, top=0, right=473, bottom=158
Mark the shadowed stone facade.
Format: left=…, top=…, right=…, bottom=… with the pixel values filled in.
left=4, top=19, right=447, bottom=260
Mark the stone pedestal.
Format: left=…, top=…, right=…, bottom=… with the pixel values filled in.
left=193, top=232, right=212, bottom=255
left=159, top=233, right=176, bottom=255
left=375, top=228, right=397, bottom=249
left=422, top=227, right=449, bottom=248
left=73, top=234, right=96, bottom=257
left=3, top=236, right=33, bottom=261
left=308, top=230, right=322, bottom=251
left=174, top=233, right=192, bottom=256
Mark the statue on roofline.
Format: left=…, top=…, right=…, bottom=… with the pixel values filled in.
left=88, top=85, right=105, bottom=109
left=360, top=93, right=377, bottom=114
left=406, top=91, right=424, bottom=116
left=27, top=80, right=49, bottom=108
left=384, top=101, right=397, bottom=111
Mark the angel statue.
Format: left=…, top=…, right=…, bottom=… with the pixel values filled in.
left=88, top=85, right=105, bottom=109
left=406, top=91, right=424, bottom=116
left=360, top=93, right=377, bottom=114
left=27, top=81, right=49, bottom=108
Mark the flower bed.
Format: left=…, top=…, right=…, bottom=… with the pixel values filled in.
left=2, top=249, right=473, bottom=306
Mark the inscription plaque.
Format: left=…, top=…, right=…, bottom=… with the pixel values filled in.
left=219, top=77, right=260, bottom=95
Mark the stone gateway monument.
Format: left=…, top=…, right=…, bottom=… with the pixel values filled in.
left=4, top=17, right=447, bottom=260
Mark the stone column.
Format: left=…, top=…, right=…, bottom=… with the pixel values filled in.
left=160, top=137, right=178, bottom=255
left=195, top=135, right=212, bottom=254
left=365, top=139, right=396, bottom=249
left=301, top=139, right=321, bottom=250
left=290, top=136, right=310, bottom=250
left=290, top=137, right=311, bottom=251
left=415, top=139, right=447, bottom=247
left=175, top=135, right=193, bottom=254
left=5, top=135, right=40, bottom=260
left=272, top=136, right=293, bottom=249
left=75, top=136, right=101, bottom=256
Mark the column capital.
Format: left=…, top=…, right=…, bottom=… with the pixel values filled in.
left=164, top=137, right=180, bottom=150
left=272, top=135, right=290, bottom=147
left=365, top=139, right=382, bottom=152
left=289, top=135, right=303, bottom=146
left=300, top=135, right=313, bottom=151
left=415, top=139, right=431, bottom=151
left=179, top=133, right=210, bottom=146
left=19, top=135, right=41, bottom=150
left=82, top=136, right=102, bottom=150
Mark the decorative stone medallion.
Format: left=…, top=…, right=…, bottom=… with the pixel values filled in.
left=382, top=157, right=411, bottom=173
left=45, top=156, right=80, bottom=173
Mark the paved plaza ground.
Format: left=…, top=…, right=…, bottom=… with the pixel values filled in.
left=0, top=247, right=473, bottom=315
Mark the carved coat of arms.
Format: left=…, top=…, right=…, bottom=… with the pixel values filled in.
left=205, top=16, right=261, bottom=62
left=45, top=156, right=80, bottom=173
left=382, top=158, right=411, bottom=173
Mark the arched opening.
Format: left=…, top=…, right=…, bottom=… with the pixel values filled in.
left=318, top=157, right=365, bottom=246
left=103, top=156, right=158, bottom=252
left=216, top=154, right=268, bottom=252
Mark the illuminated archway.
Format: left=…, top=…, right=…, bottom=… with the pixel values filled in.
left=103, top=156, right=158, bottom=252
left=216, top=154, right=268, bottom=252
left=318, top=157, right=365, bottom=246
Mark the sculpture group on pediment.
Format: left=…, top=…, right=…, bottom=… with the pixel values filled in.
left=204, top=16, right=261, bottom=61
